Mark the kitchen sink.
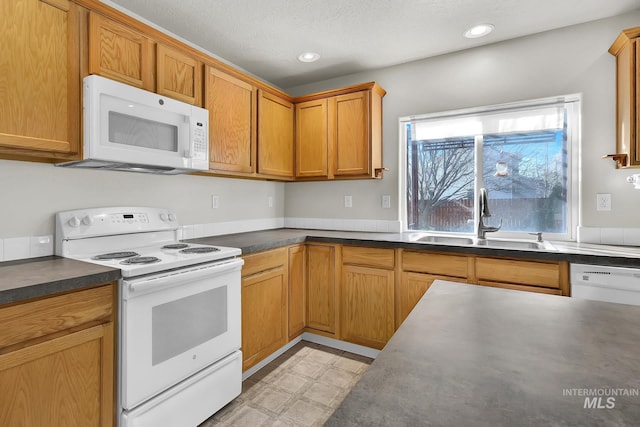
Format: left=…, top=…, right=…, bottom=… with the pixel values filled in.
left=413, top=235, right=475, bottom=245
left=408, top=233, right=557, bottom=251
left=477, top=239, right=556, bottom=251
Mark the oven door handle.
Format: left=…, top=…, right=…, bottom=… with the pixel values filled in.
left=125, top=258, right=243, bottom=297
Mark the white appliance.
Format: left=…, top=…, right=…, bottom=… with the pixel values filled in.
left=56, top=207, right=243, bottom=427
left=57, top=75, right=209, bottom=174
left=571, top=263, right=640, bottom=306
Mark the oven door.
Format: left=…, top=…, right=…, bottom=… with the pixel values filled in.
left=121, top=258, right=242, bottom=409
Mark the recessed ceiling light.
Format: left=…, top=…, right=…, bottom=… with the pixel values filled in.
left=464, top=24, right=494, bottom=39
left=297, top=52, right=320, bottom=63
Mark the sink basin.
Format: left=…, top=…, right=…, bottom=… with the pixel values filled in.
left=412, top=235, right=475, bottom=245
left=478, top=239, right=556, bottom=251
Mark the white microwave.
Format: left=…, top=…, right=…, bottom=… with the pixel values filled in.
left=58, top=75, right=209, bottom=174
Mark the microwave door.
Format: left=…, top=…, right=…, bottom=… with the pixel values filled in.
left=91, top=94, right=191, bottom=169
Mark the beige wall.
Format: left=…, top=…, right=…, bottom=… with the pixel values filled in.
left=285, top=11, right=640, bottom=230
left=0, top=159, right=284, bottom=238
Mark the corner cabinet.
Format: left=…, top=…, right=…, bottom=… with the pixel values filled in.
left=0, top=284, right=115, bottom=427
left=294, top=83, right=386, bottom=180
left=258, top=90, right=294, bottom=179
left=608, top=27, right=640, bottom=168
left=205, top=66, right=257, bottom=175
left=0, top=0, right=81, bottom=160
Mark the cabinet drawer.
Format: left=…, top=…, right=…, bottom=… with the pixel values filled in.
left=0, top=284, right=114, bottom=350
left=478, top=280, right=563, bottom=295
left=475, top=258, right=561, bottom=288
left=342, top=246, right=395, bottom=269
left=242, top=247, right=288, bottom=277
left=402, top=251, right=469, bottom=278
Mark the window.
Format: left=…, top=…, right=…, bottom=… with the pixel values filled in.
left=401, top=96, right=579, bottom=241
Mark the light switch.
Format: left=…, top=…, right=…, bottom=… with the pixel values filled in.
left=211, top=195, right=220, bottom=209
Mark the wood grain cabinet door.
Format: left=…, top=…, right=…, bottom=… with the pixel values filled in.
left=205, top=66, right=256, bottom=174
left=156, top=43, right=203, bottom=106
left=89, top=12, right=154, bottom=91
left=241, top=266, right=288, bottom=371
left=306, top=244, right=337, bottom=334
left=0, top=0, right=80, bottom=157
left=258, top=90, right=294, bottom=178
left=295, top=99, right=329, bottom=178
left=288, top=245, right=306, bottom=339
left=341, top=265, right=394, bottom=350
left=331, top=90, right=370, bottom=177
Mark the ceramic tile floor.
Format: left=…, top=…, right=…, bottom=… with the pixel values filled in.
left=199, top=341, right=373, bottom=427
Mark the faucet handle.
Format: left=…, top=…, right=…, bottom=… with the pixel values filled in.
left=528, top=232, right=543, bottom=242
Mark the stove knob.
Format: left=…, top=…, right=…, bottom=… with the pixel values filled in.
left=68, top=216, right=81, bottom=227
left=81, top=215, right=93, bottom=226
left=160, top=213, right=169, bottom=221
left=168, top=213, right=176, bottom=222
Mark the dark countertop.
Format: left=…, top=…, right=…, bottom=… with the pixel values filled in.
left=0, top=256, right=121, bottom=305
left=187, top=228, right=640, bottom=267
left=326, top=280, right=640, bottom=427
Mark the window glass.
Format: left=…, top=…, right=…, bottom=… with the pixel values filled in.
left=403, top=97, right=578, bottom=240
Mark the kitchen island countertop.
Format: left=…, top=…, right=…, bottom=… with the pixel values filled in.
left=326, top=280, right=640, bottom=426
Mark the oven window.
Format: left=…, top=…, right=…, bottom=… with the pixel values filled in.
left=152, top=286, right=228, bottom=365
left=109, top=111, right=178, bottom=152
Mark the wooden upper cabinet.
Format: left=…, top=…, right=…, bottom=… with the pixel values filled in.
left=258, top=90, right=294, bottom=178
left=156, top=43, right=203, bottom=106
left=296, top=99, right=329, bottom=178
left=332, top=91, right=370, bottom=176
left=608, top=27, right=640, bottom=168
left=294, top=82, right=386, bottom=180
left=89, top=12, right=154, bottom=91
left=205, top=66, right=256, bottom=174
left=0, top=0, right=80, bottom=158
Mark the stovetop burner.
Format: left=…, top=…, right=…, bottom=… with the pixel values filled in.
left=179, top=247, right=220, bottom=254
left=120, top=256, right=162, bottom=265
left=162, top=243, right=190, bottom=250
left=93, top=251, right=139, bottom=260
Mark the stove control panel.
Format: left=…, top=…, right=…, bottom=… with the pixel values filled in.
left=56, top=207, right=179, bottom=241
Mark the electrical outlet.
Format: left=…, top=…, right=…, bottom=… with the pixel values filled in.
left=211, top=195, right=219, bottom=209
left=344, top=195, right=353, bottom=208
left=596, top=193, right=611, bottom=211
left=382, top=195, right=391, bottom=209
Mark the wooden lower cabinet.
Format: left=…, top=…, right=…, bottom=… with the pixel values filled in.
left=341, top=265, right=394, bottom=350
left=306, top=244, right=338, bottom=335
left=0, top=284, right=115, bottom=427
left=288, top=245, right=306, bottom=339
left=399, top=272, right=468, bottom=325
left=241, top=248, right=288, bottom=371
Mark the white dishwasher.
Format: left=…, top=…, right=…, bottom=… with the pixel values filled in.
left=571, top=263, right=640, bottom=306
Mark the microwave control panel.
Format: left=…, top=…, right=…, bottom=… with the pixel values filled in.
left=191, top=120, right=208, bottom=161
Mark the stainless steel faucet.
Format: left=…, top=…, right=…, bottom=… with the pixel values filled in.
left=477, top=188, right=502, bottom=239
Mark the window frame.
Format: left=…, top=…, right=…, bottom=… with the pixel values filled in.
left=399, top=95, right=581, bottom=241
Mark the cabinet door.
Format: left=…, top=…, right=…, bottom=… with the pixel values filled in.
left=0, top=323, right=114, bottom=427
left=399, top=272, right=467, bottom=325
left=306, top=244, right=336, bottom=334
left=205, top=66, right=256, bottom=173
left=288, top=245, right=306, bottom=339
left=89, top=12, right=154, bottom=90
left=241, top=267, right=287, bottom=371
left=156, top=43, right=202, bottom=106
left=332, top=91, right=370, bottom=176
left=0, top=0, right=80, bottom=157
left=258, top=90, right=294, bottom=178
left=341, top=265, right=394, bottom=350
left=295, top=99, right=328, bottom=177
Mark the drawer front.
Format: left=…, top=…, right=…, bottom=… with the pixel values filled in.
left=475, top=258, right=561, bottom=288
left=402, top=251, right=469, bottom=278
left=342, top=246, right=395, bottom=269
left=242, top=247, right=288, bottom=277
left=478, top=280, right=563, bottom=295
left=0, top=284, right=114, bottom=350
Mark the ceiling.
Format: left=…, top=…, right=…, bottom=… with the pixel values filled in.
left=107, top=0, right=640, bottom=89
